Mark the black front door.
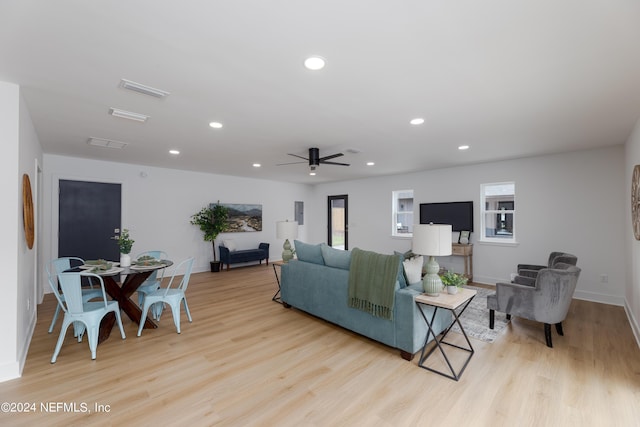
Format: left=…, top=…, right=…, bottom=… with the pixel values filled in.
left=58, top=179, right=121, bottom=261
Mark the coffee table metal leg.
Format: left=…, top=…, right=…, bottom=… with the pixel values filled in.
left=416, top=298, right=475, bottom=381
left=272, top=264, right=282, bottom=303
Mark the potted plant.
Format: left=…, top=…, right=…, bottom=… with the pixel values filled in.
left=440, top=271, right=468, bottom=294
left=190, top=202, right=229, bottom=272
left=113, top=228, right=135, bottom=267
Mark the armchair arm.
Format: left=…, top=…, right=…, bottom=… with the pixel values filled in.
left=258, top=242, right=270, bottom=252
left=487, top=280, right=539, bottom=318
left=518, top=269, right=541, bottom=279
left=517, top=263, right=545, bottom=272
left=512, top=275, right=536, bottom=286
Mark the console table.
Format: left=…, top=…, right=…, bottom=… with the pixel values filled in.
left=452, top=243, right=473, bottom=281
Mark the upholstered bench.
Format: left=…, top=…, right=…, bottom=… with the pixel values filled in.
left=219, top=241, right=269, bottom=270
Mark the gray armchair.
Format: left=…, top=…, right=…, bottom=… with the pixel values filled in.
left=517, top=251, right=577, bottom=280
left=487, top=263, right=581, bottom=347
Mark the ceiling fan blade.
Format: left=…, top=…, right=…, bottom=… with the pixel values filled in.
left=319, top=153, right=344, bottom=161
left=276, top=160, right=307, bottom=166
left=287, top=153, right=309, bottom=161
left=321, top=161, right=350, bottom=166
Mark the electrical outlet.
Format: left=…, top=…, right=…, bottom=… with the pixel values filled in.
left=600, top=274, right=608, bottom=284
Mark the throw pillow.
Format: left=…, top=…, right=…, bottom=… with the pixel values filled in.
left=394, top=250, right=417, bottom=287
left=222, top=239, right=237, bottom=252
left=294, top=240, right=325, bottom=265
left=393, top=253, right=407, bottom=288
left=321, top=244, right=351, bottom=270
left=403, top=255, right=424, bottom=285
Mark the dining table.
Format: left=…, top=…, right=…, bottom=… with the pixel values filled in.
left=71, top=260, right=173, bottom=344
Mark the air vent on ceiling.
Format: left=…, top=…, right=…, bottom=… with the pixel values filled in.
left=109, top=108, right=149, bottom=122
left=87, top=137, right=128, bottom=149
left=119, top=79, right=170, bottom=98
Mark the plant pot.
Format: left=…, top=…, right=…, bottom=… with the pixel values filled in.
left=446, top=285, right=459, bottom=295
left=120, top=253, right=131, bottom=267
left=210, top=261, right=222, bottom=272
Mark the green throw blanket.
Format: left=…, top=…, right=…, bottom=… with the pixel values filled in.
left=348, top=248, right=400, bottom=320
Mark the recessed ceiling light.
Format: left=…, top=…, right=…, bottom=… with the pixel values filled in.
left=109, top=108, right=149, bottom=122
left=119, top=79, right=170, bottom=98
left=209, top=122, right=223, bottom=129
left=458, top=145, right=470, bottom=150
left=169, top=150, right=180, bottom=155
left=304, top=56, right=326, bottom=71
left=309, top=171, right=316, bottom=176
left=87, top=137, right=128, bottom=149
left=253, top=163, right=261, bottom=168
left=367, top=162, right=375, bottom=166
left=410, top=118, right=425, bottom=125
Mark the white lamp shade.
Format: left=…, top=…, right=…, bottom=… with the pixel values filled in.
left=412, top=224, right=452, bottom=256
left=276, top=220, right=298, bottom=240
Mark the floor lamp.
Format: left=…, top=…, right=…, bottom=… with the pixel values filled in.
left=276, top=220, right=298, bottom=262
left=412, top=224, right=452, bottom=296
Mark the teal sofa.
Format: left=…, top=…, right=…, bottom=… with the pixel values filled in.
left=280, top=242, right=451, bottom=360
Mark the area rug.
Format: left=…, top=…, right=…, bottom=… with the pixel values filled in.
left=448, top=285, right=509, bottom=343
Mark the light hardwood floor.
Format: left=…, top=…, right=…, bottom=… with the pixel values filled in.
left=1, top=266, right=639, bottom=426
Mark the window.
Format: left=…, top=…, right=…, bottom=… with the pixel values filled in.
left=392, top=190, right=414, bottom=237
left=480, top=182, right=516, bottom=243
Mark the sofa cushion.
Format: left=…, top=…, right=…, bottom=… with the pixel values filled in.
left=321, top=245, right=351, bottom=270
left=294, top=240, right=325, bottom=265
left=222, top=239, right=237, bottom=252
left=402, top=255, right=423, bottom=285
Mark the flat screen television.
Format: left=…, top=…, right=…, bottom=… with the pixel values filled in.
left=419, top=201, right=474, bottom=232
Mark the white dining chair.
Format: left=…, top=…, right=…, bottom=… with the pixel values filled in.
left=137, top=257, right=195, bottom=337
left=134, top=250, right=169, bottom=319
left=47, top=257, right=102, bottom=334
left=50, top=272, right=126, bottom=363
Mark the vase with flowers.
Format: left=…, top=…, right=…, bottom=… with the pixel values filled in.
left=114, top=228, right=135, bottom=267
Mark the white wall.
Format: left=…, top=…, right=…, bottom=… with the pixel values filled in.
left=17, top=92, right=42, bottom=375
left=42, top=155, right=313, bottom=280
left=0, top=82, right=43, bottom=382
left=624, top=118, right=640, bottom=345
left=310, top=146, right=626, bottom=306
left=0, top=82, right=20, bottom=381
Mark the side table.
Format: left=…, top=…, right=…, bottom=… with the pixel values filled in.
left=415, top=288, right=476, bottom=381
left=272, top=261, right=285, bottom=303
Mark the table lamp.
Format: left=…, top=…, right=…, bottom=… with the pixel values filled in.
left=276, top=220, right=298, bottom=262
left=412, top=223, right=452, bottom=296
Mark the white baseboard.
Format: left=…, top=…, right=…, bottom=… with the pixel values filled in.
left=0, top=310, right=36, bottom=383
left=624, top=299, right=640, bottom=350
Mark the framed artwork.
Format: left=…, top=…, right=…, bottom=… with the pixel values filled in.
left=221, top=203, right=262, bottom=232
left=458, top=230, right=470, bottom=244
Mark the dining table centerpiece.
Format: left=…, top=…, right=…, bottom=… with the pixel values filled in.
left=114, top=228, right=135, bottom=267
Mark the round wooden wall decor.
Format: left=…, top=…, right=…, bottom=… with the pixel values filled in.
left=22, top=174, right=35, bottom=249
left=632, top=165, right=640, bottom=240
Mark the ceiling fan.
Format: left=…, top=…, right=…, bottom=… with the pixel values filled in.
left=278, top=147, right=350, bottom=170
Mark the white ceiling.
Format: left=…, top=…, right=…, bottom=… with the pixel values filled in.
left=2, top=1, right=640, bottom=184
